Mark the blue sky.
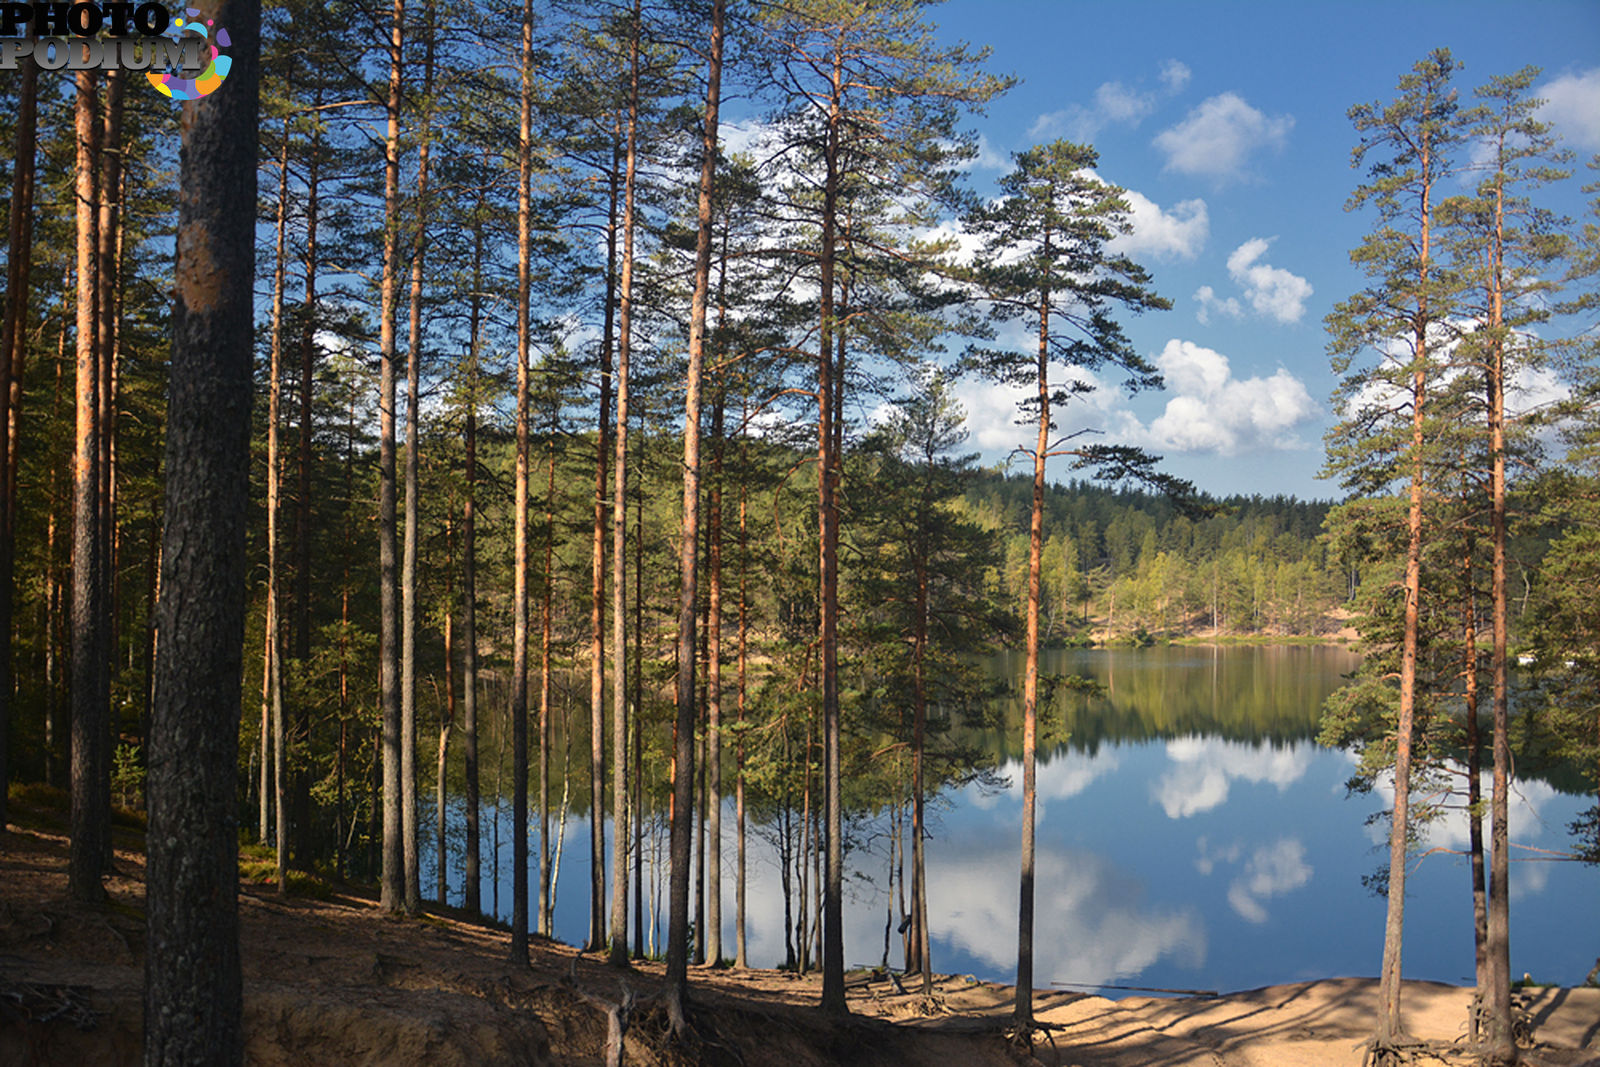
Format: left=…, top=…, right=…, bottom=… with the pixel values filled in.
left=917, top=0, right=1600, bottom=500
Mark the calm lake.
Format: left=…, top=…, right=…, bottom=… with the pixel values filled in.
left=427, top=645, right=1600, bottom=995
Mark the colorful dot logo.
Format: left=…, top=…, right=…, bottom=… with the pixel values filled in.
left=147, top=8, right=231, bottom=100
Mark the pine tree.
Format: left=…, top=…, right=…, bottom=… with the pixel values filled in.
left=964, top=139, right=1173, bottom=1032
left=143, top=0, right=259, bottom=1057
left=1321, top=49, right=1463, bottom=1065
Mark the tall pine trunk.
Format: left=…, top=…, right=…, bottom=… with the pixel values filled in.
left=0, top=57, right=38, bottom=830
left=1375, top=125, right=1435, bottom=1055
left=509, top=0, right=533, bottom=965
left=667, top=0, right=722, bottom=1030
left=142, top=1, right=258, bottom=1054
left=400, top=3, right=437, bottom=914
left=69, top=67, right=107, bottom=904
left=377, top=0, right=405, bottom=915
left=462, top=236, right=483, bottom=915
left=608, top=0, right=642, bottom=964
left=816, top=38, right=846, bottom=1019
left=1014, top=260, right=1050, bottom=1031
left=266, top=108, right=289, bottom=893
left=1483, top=160, right=1516, bottom=1067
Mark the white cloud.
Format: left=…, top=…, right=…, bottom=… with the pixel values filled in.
left=1194, top=284, right=1242, bottom=325
left=1153, top=736, right=1312, bottom=818
left=1096, top=80, right=1156, bottom=125
left=1130, top=340, right=1318, bottom=456
left=953, top=356, right=1118, bottom=455
left=1161, top=60, right=1192, bottom=94
left=1225, top=838, right=1312, bottom=924
left=1031, top=63, right=1184, bottom=142
left=1153, top=92, right=1293, bottom=183
left=1113, top=189, right=1209, bottom=262
left=1225, top=238, right=1313, bottom=323
left=933, top=842, right=1205, bottom=987
left=1538, top=67, right=1600, bottom=150
left=970, top=132, right=1010, bottom=172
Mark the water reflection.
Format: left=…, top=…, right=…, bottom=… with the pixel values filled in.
left=428, top=646, right=1599, bottom=994
left=1153, top=737, right=1312, bottom=818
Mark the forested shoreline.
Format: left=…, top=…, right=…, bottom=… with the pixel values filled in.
left=2, top=1, right=1599, bottom=1062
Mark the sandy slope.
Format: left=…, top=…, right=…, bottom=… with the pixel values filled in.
left=2, top=816, right=1596, bottom=1066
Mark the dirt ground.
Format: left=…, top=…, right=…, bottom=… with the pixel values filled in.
left=3, top=800, right=1596, bottom=1066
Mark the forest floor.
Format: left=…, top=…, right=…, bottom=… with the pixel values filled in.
left=3, top=791, right=1597, bottom=1066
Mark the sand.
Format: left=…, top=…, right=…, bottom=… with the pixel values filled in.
left=3, top=813, right=1596, bottom=1066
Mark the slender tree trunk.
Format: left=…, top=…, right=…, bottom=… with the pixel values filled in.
left=439, top=517, right=456, bottom=905
left=0, top=57, right=39, bottom=828
left=377, top=0, right=405, bottom=916
left=295, top=95, right=320, bottom=668
left=539, top=426, right=555, bottom=935
left=142, top=2, right=258, bottom=1054
left=631, top=423, right=646, bottom=957
left=266, top=108, right=289, bottom=894
left=290, top=86, right=321, bottom=866
left=667, top=0, right=722, bottom=1029
left=706, top=393, right=725, bottom=968
left=587, top=147, right=617, bottom=959
left=816, top=39, right=847, bottom=1019
left=69, top=67, right=107, bottom=904
left=608, top=0, right=642, bottom=965
left=509, top=0, right=533, bottom=965
left=462, top=259, right=482, bottom=915
left=1376, top=131, right=1435, bottom=1054
left=1462, top=549, right=1488, bottom=1039
left=912, top=556, right=931, bottom=994
left=96, top=70, right=124, bottom=868
left=400, top=0, right=437, bottom=915
left=1014, top=263, right=1050, bottom=1031
left=1483, top=165, right=1516, bottom=1067
left=734, top=421, right=748, bottom=969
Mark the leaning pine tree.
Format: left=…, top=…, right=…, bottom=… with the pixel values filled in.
left=1320, top=49, right=1463, bottom=1067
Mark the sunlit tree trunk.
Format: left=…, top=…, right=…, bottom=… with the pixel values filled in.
left=266, top=107, right=289, bottom=895
left=377, top=0, right=405, bottom=916
left=509, top=0, right=533, bottom=964
left=608, top=0, right=642, bottom=966
left=69, top=67, right=107, bottom=904
left=1014, top=259, right=1050, bottom=1030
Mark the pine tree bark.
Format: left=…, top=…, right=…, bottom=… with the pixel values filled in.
left=1374, top=121, right=1437, bottom=1056
left=96, top=70, right=124, bottom=868
left=816, top=37, right=847, bottom=1019
left=509, top=0, right=533, bottom=965
left=400, top=3, right=437, bottom=914
left=1014, top=263, right=1050, bottom=1031
left=0, top=55, right=38, bottom=830
left=667, top=0, right=723, bottom=1030
left=69, top=67, right=107, bottom=904
left=462, top=237, right=483, bottom=915
left=706, top=394, right=724, bottom=967
left=607, top=0, right=643, bottom=968
left=1482, top=152, right=1516, bottom=1067
left=377, top=0, right=405, bottom=916
left=142, top=2, right=259, bottom=1056
left=266, top=107, right=289, bottom=894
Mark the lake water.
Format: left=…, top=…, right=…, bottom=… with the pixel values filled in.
left=427, top=645, right=1600, bottom=995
